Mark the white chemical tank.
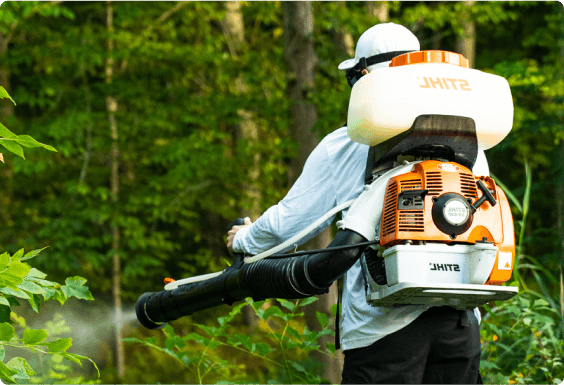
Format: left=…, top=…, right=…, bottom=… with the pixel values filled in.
left=347, top=50, right=514, bottom=149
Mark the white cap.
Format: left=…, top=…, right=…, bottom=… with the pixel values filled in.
left=338, top=22, right=420, bottom=71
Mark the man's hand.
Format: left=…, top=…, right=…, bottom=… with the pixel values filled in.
left=227, top=217, right=252, bottom=252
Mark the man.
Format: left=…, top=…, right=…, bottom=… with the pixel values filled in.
left=227, top=23, right=484, bottom=384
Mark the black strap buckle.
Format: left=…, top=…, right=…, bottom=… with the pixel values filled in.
left=345, top=50, right=416, bottom=88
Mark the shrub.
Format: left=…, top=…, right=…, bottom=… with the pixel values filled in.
left=0, top=86, right=98, bottom=383
left=125, top=297, right=337, bottom=384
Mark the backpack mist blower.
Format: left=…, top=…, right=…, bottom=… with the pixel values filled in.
left=136, top=51, right=518, bottom=330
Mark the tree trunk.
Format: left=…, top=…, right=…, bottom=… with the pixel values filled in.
left=332, top=3, right=355, bottom=57
left=0, top=33, right=13, bottom=120
left=283, top=2, right=318, bottom=187
left=455, top=1, right=476, bottom=68
left=367, top=1, right=389, bottom=23
left=222, top=1, right=264, bottom=329
left=106, top=1, right=125, bottom=380
left=223, top=1, right=261, bottom=239
left=282, top=3, right=340, bottom=383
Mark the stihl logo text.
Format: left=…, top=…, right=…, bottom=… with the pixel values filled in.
left=429, top=263, right=461, bottom=272
left=418, top=77, right=471, bottom=91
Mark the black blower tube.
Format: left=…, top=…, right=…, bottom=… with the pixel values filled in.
left=136, top=229, right=368, bottom=329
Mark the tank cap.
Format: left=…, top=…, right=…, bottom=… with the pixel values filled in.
left=390, top=50, right=469, bottom=68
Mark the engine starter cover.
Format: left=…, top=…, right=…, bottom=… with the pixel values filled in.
left=432, top=193, right=473, bottom=238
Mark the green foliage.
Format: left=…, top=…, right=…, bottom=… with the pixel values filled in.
left=0, top=86, right=97, bottom=383
left=125, top=297, right=336, bottom=384
left=482, top=161, right=564, bottom=384
left=0, top=249, right=98, bottom=384
left=0, top=87, right=16, bottom=105
left=0, top=86, right=56, bottom=159
left=481, top=291, right=563, bottom=384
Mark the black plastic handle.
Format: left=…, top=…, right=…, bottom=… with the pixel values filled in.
left=227, top=218, right=246, bottom=231
left=471, top=180, right=497, bottom=212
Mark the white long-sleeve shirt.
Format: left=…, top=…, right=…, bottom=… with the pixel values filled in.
left=233, top=126, right=488, bottom=350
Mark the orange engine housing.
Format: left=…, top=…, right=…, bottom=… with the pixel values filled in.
left=379, top=160, right=515, bottom=285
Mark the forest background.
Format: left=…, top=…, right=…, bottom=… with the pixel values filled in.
left=0, top=1, right=563, bottom=384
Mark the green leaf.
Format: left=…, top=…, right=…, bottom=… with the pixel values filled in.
left=291, top=361, right=307, bottom=374
left=330, top=303, right=341, bottom=317
left=205, top=339, right=221, bottom=349
left=297, top=297, right=318, bottom=307
left=255, top=342, right=273, bottom=356
left=263, top=305, right=283, bottom=320
left=165, top=335, right=186, bottom=350
left=0, top=323, right=15, bottom=341
left=12, top=135, right=45, bottom=148
left=285, top=326, right=302, bottom=341
left=184, top=332, right=208, bottom=345
left=27, top=293, right=42, bottom=313
left=23, top=328, right=48, bottom=345
left=194, top=323, right=216, bottom=337
left=30, top=279, right=58, bottom=288
left=26, top=268, right=47, bottom=280
left=18, top=279, right=46, bottom=295
left=48, top=337, right=73, bottom=352
left=41, top=286, right=59, bottom=301
left=162, top=323, right=175, bottom=339
left=277, top=299, right=295, bottom=312
left=11, top=250, right=24, bottom=262
left=61, top=276, right=94, bottom=301
left=21, top=247, right=49, bottom=262
left=0, top=361, right=18, bottom=384
left=0, top=253, right=9, bottom=272
left=0, top=123, right=17, bottom=140
left=0, top=140, right=24, bottom=159
left=7, top=357, right=36, bottom=376
left=1, top=261, right=32, bottom=290
left=234, top=334, right=253, bottom=351
left=14, top=135, right=57, bottom=152
left=286, top=339, right=300, bottom=349
left=0, top=287, right=30, bottom=300
left=44, top=314, right=71, bottom=336
left=0, top=86, right=15, bottom=105
left=316, top=312, right=329, bottom=328
left=0, top=295, right=9, bottom=307
left=60, top=352, right=82, bottom=366
left=0, top=345, right=4, bottom=361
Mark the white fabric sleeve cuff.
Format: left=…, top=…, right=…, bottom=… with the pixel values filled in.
left=232, top=225, right=252, bottom=253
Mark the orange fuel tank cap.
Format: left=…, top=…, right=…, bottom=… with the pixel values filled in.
left=391, top=50, right=469, bottom=68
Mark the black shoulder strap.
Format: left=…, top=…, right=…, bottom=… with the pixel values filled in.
left=364, top=50, right=414, bottom=68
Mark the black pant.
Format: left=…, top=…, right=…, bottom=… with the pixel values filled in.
left=341, top=306, right=482, bottom=384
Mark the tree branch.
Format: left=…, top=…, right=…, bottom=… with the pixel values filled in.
left=146, top=1, right=189, bottom=34
left=120, top=2, right=190, bottom=73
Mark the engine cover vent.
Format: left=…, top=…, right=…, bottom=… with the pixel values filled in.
left=425, top=171, right=443, bottom=196
left=460, top=172, right=478, bottom=199
left=382, top=180, right=399, bottom=237
left=400, top=179, right=423, bottom=190
left=398, top=211, right=425, bottom=232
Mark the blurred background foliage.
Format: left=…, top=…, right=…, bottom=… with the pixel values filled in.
left=0, top=1, right=563, bottom=383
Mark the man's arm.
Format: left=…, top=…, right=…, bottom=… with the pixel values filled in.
left=230, top=137, right=339, bottom=255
